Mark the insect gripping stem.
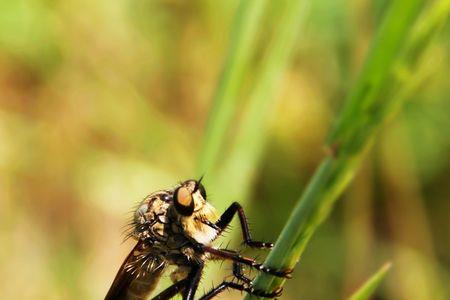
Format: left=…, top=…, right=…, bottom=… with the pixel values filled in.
left=106, top=180, right=292, bottom=300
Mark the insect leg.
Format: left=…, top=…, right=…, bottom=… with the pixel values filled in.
left=199, top=281, right=283, bottom=300
left=202, top=246, right=293, bottom=278
left=215, top=202, right=273, bottom=249
left=182, top=262, right=204, bottom=300
left=151, top=278, right=188, bottom=300
left=232, top=262, right=251, bottom=285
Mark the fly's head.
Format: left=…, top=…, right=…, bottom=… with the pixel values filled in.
left=173, top=179, right=219, bottom=245
left=173, top=179, right=207, bottom=216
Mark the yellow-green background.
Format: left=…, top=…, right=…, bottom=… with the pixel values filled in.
left=0, top=0, right=449, bottom=299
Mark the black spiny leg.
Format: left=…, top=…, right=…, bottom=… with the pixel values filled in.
left=216, top=202, right=273, bottom=249
left=151, top=278, right=188, bottom=300
left=233, top=262, right=251, bottom=285
left=199, top=262, right=283, bottom=299
left=199, top=281, right=283, bottom=300
left=203, top=246, right=293, bottom=278
left=182, top=262, right=204, bottom=300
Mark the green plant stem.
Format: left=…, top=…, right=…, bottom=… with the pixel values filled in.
left=197, top=0, right=267, bottom=178
left=348, top=262, right=392, bottom=300
left=244, top=0, right=425, bottom=298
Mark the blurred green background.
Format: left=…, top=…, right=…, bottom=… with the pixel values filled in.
left=0, top=0, right=449, bottom=299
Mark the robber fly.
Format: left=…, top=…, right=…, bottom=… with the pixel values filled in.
left=105, top=179, right=292, bottom=300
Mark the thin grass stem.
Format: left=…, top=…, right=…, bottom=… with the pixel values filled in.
left=244, top=0, right=426, bottom=298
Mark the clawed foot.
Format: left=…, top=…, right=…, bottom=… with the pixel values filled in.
left=233, top=262, right=290, bottom=298
left=272, top=267, right=293, bottom=279
left=248, top=286, right=283, bottom=298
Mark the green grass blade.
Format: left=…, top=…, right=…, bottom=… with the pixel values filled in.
left=211, top=0, right=311, bottom=202
left=348, top=262, right=392, bottom=300
left=197, top=0, right=268, bottom=177
left=326, top=0, right=424, bottom=146
left=244, top=0, right=425, bottom=298
left=385, top=0, right=450, bottom=124
left=402, top=0, right=450, bottom=65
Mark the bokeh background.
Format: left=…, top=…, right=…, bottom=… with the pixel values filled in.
left=0, top=0, right=449, bottom=299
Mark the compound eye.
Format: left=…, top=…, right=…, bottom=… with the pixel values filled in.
left=176, top=187, right=192, bottom=206
left=173, top=186, right=194, bottom=216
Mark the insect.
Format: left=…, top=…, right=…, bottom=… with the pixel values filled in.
left=105, top=179, right=292, bottom=300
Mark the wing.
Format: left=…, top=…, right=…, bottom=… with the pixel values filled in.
left=105, top=241, right=166, bottom=300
